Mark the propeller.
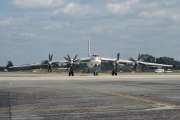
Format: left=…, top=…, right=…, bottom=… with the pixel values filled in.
left=47, top=54, right=53, bottom=72
left=41, top=54, right=56, bottom=72
left=110, top=53, right=120, bottom=71
left=129, top=53, right=142, bottom=72
left=64, top=54, right=79, bottom=71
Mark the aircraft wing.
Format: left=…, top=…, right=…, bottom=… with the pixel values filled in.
left=59, top=60, right=70, bottom=64
left=117, top=59, right=134, bottom=64
left=9, top=63, right=44, bottom=68
left=101, top=57, right=133, bottom=64
left=9, top=61, right=60, bottom=69
left=100, top=57, right=114, bottom=62
left=75, top=57, right=91, bottom=63
left=139, top=61, right=172, bottom=67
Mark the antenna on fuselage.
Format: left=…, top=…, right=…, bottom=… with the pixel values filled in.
left=88, top=38, right=91, bottom=57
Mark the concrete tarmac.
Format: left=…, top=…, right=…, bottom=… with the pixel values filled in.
left=0, top=73, right=180, bottom=120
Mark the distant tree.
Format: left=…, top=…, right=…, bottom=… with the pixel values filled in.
left=140, top=54, right=156, bottom=63
left=0, top=66, right=5, bottom=71
left=6, top=61, right=14, bottom=68
left=156, top=57, right=175, bottom=65
left=173, top=60, right=180, bottom=70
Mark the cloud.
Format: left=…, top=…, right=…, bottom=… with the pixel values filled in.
left=106, top=0, right=139, bottom=14
left=139, top=10, right=166, bottom=18
left=53, top=3, right=93, bottom=16
left=90, top=27, right=103, bottom=34
left=43, top=25, right=54, bottom=30
left=0, top=18, right=14, bottom=26
left=20, top=32, right=36, bottom=37
left=12, top=0, right=65, bottom=9
left=171, top=13, right=180, bottom=20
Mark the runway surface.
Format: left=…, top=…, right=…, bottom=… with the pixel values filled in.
left=0, top=73, right=180, bottom=119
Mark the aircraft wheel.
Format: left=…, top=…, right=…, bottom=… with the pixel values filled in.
left=115, top=72, right=117, bottom=76
left=69, top=72, right=74, bottom=76
left=96, top=72, right=98, bottom=76
left=112, top=71, right=114, bottom=76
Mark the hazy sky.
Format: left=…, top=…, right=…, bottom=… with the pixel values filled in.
left=0, top=0, right=180, bottom=66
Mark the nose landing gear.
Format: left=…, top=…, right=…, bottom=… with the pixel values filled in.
left=93, top=67, right=98, bottom=76
left=93, top=71, right=98, bottom=76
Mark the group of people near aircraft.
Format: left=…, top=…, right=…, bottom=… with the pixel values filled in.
left=9, top=39, right=172, bottom=76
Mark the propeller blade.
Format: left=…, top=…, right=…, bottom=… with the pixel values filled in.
left=117, top=53, right=120, bottom=61
left=66, top=64, right=71, bottom=70
left=47, top=65, right=49, bottom=72
left=129, top=57, right=135, bottom=62
left=64, top=56, right=70, bottom=62
left=48, top=65, right=50, bottom=72
left=115, top=64, right=118, bottom=71
left=73, top=64, right=79, bottom=72
left=73, top=55, right=78, bottom=62
left=49, top=54, right=53, bottom=61
left=50, top=65, right=52, bottom=72
left=67, top=54, right=71, bottom=61
left=132, top=64, right=137, bottom=71
left=138, top=53, right=141, bottom=61
left=73, top=63, right=78, bottom=68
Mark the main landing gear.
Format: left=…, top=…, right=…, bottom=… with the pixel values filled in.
left=69, top=71, right=74, bottom=76
left=111, top=70, right=117, bottom=76
left=69, top=67, right=74, bottom=76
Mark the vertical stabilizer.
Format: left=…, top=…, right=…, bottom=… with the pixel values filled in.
left=88, top=39, right=91, bottom=57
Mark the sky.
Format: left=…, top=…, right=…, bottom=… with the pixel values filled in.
left=0, top=0, right=180, bottom=66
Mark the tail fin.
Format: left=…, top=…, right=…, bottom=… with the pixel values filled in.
left=88, top=39, right=91, bottom=57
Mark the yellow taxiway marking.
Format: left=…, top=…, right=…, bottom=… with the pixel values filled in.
left=0, top=103, right=156, bottom=113
left=83, top=87, right=179, bottom=109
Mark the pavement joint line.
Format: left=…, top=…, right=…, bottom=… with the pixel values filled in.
left=82, top=87, right=179, bottom=109
left=0, top=103, right=156, bottom=113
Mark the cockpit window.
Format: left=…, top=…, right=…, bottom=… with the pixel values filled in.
left=92, top=54, right=99, bottom=57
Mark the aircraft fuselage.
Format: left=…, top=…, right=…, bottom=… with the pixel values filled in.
left=87, top=54, right=101, bottom=68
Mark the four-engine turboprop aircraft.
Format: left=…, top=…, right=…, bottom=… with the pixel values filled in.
left=8, top=39, right=173, bottom=76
